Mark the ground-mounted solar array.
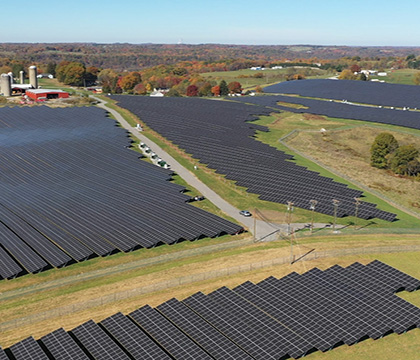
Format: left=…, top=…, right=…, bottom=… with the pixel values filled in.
left=235, top=93, right=420, bottom=130
left=0, top=106, right=243, bottom=280
left=4, top=260, right=420, bottom=359
left=264, top=79, right=420, bottom=109
left=112, top=95, right=396, bottom=222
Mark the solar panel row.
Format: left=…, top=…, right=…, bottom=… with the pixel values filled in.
left=264, top=79, right=420, bottom=109
left=235, top=93, right=420, bottom=131
left=112, top=95, right=396, bottom=222
left=0, top=106, right=243, bottom=280
left=4, top=260, right=420, bottom=359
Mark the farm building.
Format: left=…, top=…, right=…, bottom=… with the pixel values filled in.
left=26, top=89, right=69, bottom=100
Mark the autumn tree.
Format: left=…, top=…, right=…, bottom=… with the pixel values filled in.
left=219, top=80, right=229, bottom=96
left=350, top=64, right=361, bottom=73
left=211, top=85, right=220, bottom=96
left=172, top=67, right=188, bottom=76
left=388, top=144, right=420, bottom=175
left=186, top=84, right=198, bottom=97
left=56, top=61, right=86, bottom=86
left=198, top=82, right=213, bottom=97
left=98, top=68, right=118, bottom=93
left=84, top=66, right=99, bottom=86
left=120, top=72, right=142, bottom=92
left=133, top=83, right=147, bottom=95
left=338, top=69, right=356, bottom=80
left=228, top=81, right=242, bottom=94
left=370, top=132, right=399, bottom=169
left=0, top=65, right=12, bottom=74
left=166, top=88, right=181, bottom=97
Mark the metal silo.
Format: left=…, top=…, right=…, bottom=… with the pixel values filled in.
left=29, top=65, right=38, bottom=89
left=0, top=73, right=11, bottom=96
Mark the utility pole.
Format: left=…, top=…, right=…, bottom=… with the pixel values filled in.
left=309, top=200, right=318, bottom=234
left=354, top=197, right=361, bottom=226
left=287, top=201, right=294, bottom=236
left=253, top=208, right=257, bottom=242
left=287, top=201, right=294, bottom=263
left=332, top=199, right=340, bottom=233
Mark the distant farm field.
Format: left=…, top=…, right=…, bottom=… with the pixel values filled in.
left=370, top=69, right=420, bottom=85
left=201, top=67, right=332, bottom=89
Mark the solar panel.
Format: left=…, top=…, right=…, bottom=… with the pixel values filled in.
left=40, top=327, right=89, bottom=360
left=0, top=245, right=22, bottom=279
left=101, top=312, right=171, bottom=360
left=0, top=347, right=9, bottom=360
left=0, top=106, right=243, bottom=280
left=129, top=305, right=213, bottom=359
left=0, top=222, right=48, bottom=273
left=9, top=336, right=49, bottom=360
left=112, top=95, right=396, bottom=222
left=183, top=291, right=283, bottom=359
left=157, top=297, right=254, bottom=359
left=264, top=79, right=420, bottom=109
left=71, top=320, right=130, bottom=360
left=5, top=261, right=420, bottom=359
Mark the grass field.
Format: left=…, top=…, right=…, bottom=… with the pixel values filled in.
left=369, top=69, right=420, bottom=85
left=250, top=111, right=420, bottom=229
left=201, top=67, right=333, bottom=90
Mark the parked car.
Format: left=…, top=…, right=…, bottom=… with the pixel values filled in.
left=193, top=195, right=205, bottom=201
left=239, top=210, right=252, bottom=217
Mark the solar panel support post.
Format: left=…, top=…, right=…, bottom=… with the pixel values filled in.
left=309, top=200, right=318, bottom=234
left=332, top=199, right=340, bottom=233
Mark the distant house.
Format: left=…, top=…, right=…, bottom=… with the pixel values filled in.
left=86, top=86, right=103, bottom=94
left=150, top=88, right=168, bottom=97
left=36, top=73, right=54, bottom=79
left=250, top=67, right=262, bottom=71
left=271, top=66, right=283, bottom=70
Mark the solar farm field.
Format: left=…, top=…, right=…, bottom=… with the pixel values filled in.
left=263, top=79, right=420, bottom=109
left=112, top=95, right=396, bottom=222
left=235, top=94, right=420, bottom=130
left=3, top=260, right=420, bottom=359
left=0, top=106, right=243, bottom=280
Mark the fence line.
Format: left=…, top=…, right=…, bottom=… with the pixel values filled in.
left=0, top=236, right=255, bottom=302
left=2, top=244, right=420, bottom=333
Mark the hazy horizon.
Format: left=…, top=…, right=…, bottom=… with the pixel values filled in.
left=2, top=0, right=419, bottom=46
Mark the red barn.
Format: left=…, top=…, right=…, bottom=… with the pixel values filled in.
left=26, top=89, right=69, bottom=100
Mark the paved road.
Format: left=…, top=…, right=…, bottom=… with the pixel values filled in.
left=94, top=96, right=329, bottom=241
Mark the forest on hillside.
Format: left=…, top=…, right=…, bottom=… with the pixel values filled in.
left=2, top=43, right=420, bottom=70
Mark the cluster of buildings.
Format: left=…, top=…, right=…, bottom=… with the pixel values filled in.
left=0, top=66, right=69, bottom=101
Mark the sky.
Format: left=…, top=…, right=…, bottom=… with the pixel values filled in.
left=2, top=0, right=419, bottom=46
